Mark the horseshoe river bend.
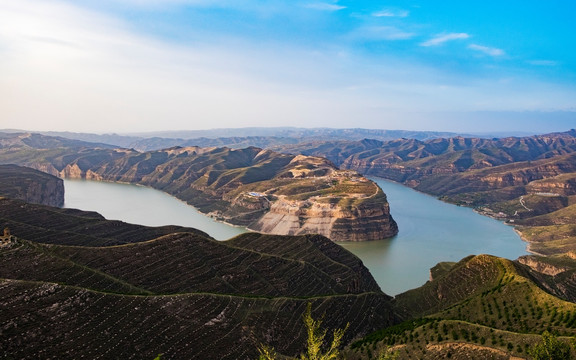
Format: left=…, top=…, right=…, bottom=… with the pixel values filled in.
left=64, top=177, right=527, bottom=295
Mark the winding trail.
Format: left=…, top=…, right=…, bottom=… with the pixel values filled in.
left=519, top=196, right=532, bottom=212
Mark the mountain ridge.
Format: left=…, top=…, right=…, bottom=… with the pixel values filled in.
left=0, top=132, right=398, bottom=242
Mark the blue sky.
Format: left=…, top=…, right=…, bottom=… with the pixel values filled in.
left=0, top=0, right=574, bottom=133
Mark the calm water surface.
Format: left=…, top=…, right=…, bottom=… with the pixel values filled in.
left=339, top=178, right=527, bottom=295
left=64, top=179, right=246, bottom=240
left=64, top=178, right=527, bottom=295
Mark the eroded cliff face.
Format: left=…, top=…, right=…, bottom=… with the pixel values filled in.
left=0, top=165, right=64, bottom=207
left=526, top=175, right=576, bottom=196
left=330, top=199, right=398, bottom=241
left=249, top=191, right=398, bottom=242
left=517, top=255, right=569, bottom=276
left=23, top=176, right=64, bottom=207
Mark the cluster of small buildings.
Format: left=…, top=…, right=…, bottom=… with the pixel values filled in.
left=0, top=227, right=16, bottom=248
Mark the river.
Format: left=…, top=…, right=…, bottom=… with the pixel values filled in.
left=64, top=178, right=527, bottom=295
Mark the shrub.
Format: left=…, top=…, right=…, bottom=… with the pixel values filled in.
left=529, top=331, right=571, bottom=360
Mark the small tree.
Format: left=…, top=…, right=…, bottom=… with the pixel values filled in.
left=257, top=303, right=348, bottom=360
left=300, top=303, right=348, bottom=360
left=258, top=345, right=279, bottom=360
left=529, top=331, right=571, bottom=360
left=377, top=347, right=399, bottom=360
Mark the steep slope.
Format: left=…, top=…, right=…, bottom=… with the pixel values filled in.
left=0, top=195, right=395, bottom=359
left=228, top=232, right=383, bottom=294
left=0, top=197, right=209, bottom=246
left=1, top=279, right=393, bottom=360
left=0, top=164, right=64, bottom=207
left=0, top=132, right=398, bottom=241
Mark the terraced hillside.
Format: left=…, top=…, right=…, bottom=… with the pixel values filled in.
left=0, top=132, right=397, bottom=241
left=346, top=254, right=576, bottom=359
left=0, top=197, right=395, bottom=359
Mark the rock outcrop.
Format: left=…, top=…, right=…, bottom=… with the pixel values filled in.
left=517, top=255, right=569, bottom=276
left=250, top=189, right=397, bottom=241
left=0, top=164, right=64, bottom=207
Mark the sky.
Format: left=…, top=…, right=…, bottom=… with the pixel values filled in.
left=0, top=0, right=575, bottom=134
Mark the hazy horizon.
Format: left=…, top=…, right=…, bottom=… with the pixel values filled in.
left=1, top=1, right=574, bottom=133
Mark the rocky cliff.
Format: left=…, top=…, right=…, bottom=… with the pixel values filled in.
left=0, top=133, right=398, bottom=241
left=0, top=164, right=64, bottom=207
left=250, top=187, right=397, bottom=241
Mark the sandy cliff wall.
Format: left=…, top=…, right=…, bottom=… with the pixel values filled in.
left=250, top=194, right=398, bottom=242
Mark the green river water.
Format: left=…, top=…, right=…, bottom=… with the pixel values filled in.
left=64, top=178, right=527, bottom=295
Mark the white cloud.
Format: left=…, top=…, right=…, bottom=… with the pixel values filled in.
left=304, top=2, right=346, bottom=11
left=420, top=33, right=470, bottom=47
left=0, top=0, right=573, bottom=133
left=372, top=9, right=409, bottom=18
left=468, top=44, right=505, bottom=57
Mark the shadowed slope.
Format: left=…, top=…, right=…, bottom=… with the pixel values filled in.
left=0, top=194, right=395, bottom=359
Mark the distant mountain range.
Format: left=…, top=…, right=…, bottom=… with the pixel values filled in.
left=1, top=127, right=472, bottom=151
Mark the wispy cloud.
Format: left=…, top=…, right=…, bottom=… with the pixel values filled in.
left=420, top=33, right=470, bottom=47
left=351, top=26, right=415, bottom=41
left=372, top=8, right=409, bottom=18
left=304, top=2, right=346, bottom=11
left=96, top=0, right=233, bottom=8
left=468, top=44, right=505, bottom=57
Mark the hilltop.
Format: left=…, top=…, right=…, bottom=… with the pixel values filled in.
left=4, top=133, right=576, bottom=359
left=0, top=168, right=395, bottom=359
left=0, top=132, right=397, bottom=241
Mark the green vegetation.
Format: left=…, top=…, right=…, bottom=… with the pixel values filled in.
left=529, top=331, right=573, bottom=360
left=346, top=253, right=576, bottom=359
left=5, top=131, right=576, bottom=359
